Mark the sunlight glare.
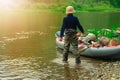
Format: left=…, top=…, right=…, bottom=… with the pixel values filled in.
left=0, top=0, right=19, bottom=10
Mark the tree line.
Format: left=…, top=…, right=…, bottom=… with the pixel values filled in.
left=19, top=0, right=120, bottom=10
left=27, top=0, right=120, bottom=8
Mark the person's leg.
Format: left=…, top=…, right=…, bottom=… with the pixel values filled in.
left=71, top=34, right=81, bottom=64
left=63, top=35, right=70, bottom=62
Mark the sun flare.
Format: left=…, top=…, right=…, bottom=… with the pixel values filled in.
left=0, top=0, right=20, bottom=10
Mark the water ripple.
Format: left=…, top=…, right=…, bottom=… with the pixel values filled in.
left=0, top=56, right=64, bottom=80
left=0, top=31, right=47, bottom=50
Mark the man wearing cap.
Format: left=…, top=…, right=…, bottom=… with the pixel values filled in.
left=58, top=6, right=84, bottom=64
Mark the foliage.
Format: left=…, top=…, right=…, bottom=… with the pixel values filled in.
left=19, top=0, right=120, bottom=11
left=87, top=25, right=120, bottom=40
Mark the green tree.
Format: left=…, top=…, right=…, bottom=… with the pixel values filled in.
left=110, top=0, right=120, bottom=8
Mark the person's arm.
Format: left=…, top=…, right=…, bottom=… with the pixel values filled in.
left=60, top=17, right=66, bottom=37
left=76, top=17, right=84, bottom=34
left=58, top=18, right=66, bottom=41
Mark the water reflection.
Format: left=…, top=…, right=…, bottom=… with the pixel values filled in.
left=0, top=31, right=62, bottom=79
left=64, top=63, right=80, bottom=80
left=0, top=56, right=39, bottom=80
left=0, top=56, right=62, bottom=80
left=64, top=64, right=72, bottom=80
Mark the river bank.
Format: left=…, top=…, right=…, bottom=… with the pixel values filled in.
left=77, top=61, right=120, bottom=80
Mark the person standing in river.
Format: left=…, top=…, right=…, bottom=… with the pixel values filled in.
left=58, top=6, right=84, bottom=64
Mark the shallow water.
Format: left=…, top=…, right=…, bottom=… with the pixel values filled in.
left=0, top=11, right=120, bottom=80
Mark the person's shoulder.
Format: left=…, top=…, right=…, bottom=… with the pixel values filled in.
left=63, top=16, right=67, bottom=19
left=73, top=15, right=78, bottom=20
left=72, top=15, right=77, bottom=18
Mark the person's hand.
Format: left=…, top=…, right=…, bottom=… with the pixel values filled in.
left=76, top=32, right=81, bottom=37
left=58, top=37, right=63, bottom=41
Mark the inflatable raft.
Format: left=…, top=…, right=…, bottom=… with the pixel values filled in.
left=55, top=31, right=120, bottom=60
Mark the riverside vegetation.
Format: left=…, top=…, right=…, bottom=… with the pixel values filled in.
left=2, top=0, right=120, bottom=12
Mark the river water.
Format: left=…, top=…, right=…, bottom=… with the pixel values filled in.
left=0, top=11, right=120, bottom=80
